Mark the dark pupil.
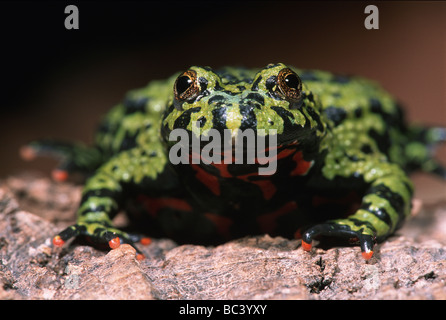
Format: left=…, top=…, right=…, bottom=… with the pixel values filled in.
left=176, top=76, right=193, bottom=95
left=284, top=74, right=299, bottom=90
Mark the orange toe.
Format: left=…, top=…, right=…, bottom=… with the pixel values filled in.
left=302, top=240, right=312, bottom=252
left=108, top=237, right=121, bottom=249
left=52, top=169, right=69, bottom=182
left=20, top=146, right=36, bottom=161
left=362, top=250, right=374, bottom=260
left=140, top=237, right=152, bottom=245
left=52, top=235, right=65, bottom=247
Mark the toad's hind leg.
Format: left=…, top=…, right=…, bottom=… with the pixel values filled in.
left=20, top=139, right=104, bottom=181
left=405, top=125, right=446, bottom=179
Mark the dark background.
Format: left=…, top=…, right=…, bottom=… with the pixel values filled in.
left=1, top=1, right=445, bottom=199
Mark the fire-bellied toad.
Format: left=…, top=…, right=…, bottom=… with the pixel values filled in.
left=22, top=63, right=446, bottom=260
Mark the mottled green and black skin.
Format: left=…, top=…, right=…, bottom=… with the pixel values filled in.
left=24, top=63, right=446, bottom=259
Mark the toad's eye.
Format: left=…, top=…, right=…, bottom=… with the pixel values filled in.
left=276, top=68, right=303, bottom=105
left=173, top=70, right=200, bottom=110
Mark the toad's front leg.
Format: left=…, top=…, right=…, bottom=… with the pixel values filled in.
left=52, top=147, right=168, bottom=260
left=302, top=162, right=413, bottom=260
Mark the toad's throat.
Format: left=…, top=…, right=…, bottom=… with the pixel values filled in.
left=188, top=142, right=313, bottom=178
left=186, top=145, right=313, bottom=200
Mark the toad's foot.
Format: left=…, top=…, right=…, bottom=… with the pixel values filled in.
left=52, top=223, right=150, bottom=260
left=302, top=220, right=376, bottom=260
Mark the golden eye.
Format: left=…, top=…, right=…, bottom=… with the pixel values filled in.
left=276, top=68, right=302, bottom=104
left=173, top=70, right=200, bottom=110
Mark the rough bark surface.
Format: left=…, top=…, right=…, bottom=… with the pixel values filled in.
left=1, top=172, right=446, bottom=300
